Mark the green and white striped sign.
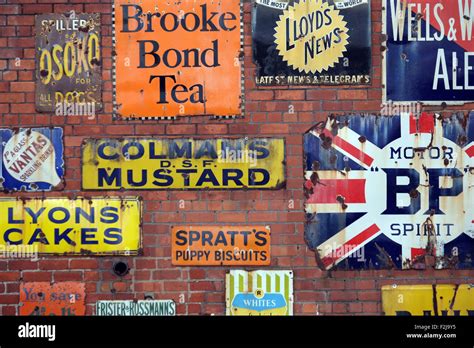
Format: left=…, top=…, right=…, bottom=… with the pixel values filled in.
left=226, top=270, right=293, bottom=316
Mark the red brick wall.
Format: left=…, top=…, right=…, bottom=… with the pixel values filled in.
left=0, top=0, right=473, bottom=316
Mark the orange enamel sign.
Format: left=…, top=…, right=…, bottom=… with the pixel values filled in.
left=113, top=0, right=243, bottom=118
left=20, top=282, right=86, bottom=316
left=172, top=226, right=271, bottom=266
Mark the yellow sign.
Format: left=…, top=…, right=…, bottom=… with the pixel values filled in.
left=382, top=285, right=474, bottom=316
left=82, top=138, right=285, bottom=190
left=0, top=197, right=141, bottom=255
left=274, top=0, right=349, bottom=73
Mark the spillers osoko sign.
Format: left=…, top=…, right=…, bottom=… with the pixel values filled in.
left=304, top=113, right=474, bottom=270
left=0, top=128, right=64, bottom=191
left=384, top=0, right=474, bottom=103
left=113, top=0, right=243, bottom=118
left=252, top=0, right=371, bottom=85
left=35, top=14, right=102, bottom=114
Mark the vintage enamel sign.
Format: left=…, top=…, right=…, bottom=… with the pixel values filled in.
left=172, top=225, right=271, bottom=266
left=384, top=0, right=474, bottom=104
left=113, top=0, right=243, bottom=118
left=96, top=300, right=176, bottom=316
left=35, top=14, right=102, bottom=113
left=0, top=197, right=141, bottom=255
left=82, top=138, right=285, bottom=190
left=226, top=270, right=293, bottom=316
left=20, top=282, right=86, bottom=316
left=304, top=113, right=474, bottom=270
left=0, top=127, right=64, bottom=191
left=252, top=0, right=371, bottom=85
left=382, top=284, right=474, bottom=316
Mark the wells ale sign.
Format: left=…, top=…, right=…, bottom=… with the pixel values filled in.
left=113, top=0, right=243, bottom=118
left=252, top=0, right=371, bottom=85
left=35, top=14, right=102, bottom=113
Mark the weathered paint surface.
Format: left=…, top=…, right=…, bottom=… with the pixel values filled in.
left=96, top=300, right=176, bottom=316
left=383, top=0, right=474, bottom=104
left=35, top=14, right=102, bottom=112
left=382, top=284, right=474, bottom=316
left=252, top=0, right=371, bottom=86
left=20, top=282, right=86, bottom=316
left=304, top=113, right=474, bottom=270
left=0, top=197, right=141, bottom=255
left=172, top=225, right=271, bottom=266
left=0, top=127, right=64, bottom=192
left=82, top=138, right=285, bottom=190
left=113, top=0, right=243, bottom=118
left=226, top=270, right=293, bottom=315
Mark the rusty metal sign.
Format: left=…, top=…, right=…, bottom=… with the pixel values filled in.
left=96, top=300, right=176, bottom=316
left=35, top=14, right=102, bottom=113
left=382, top=284, right=474, bottom=316
left=82, top=138, right=285, bottom=190
left=304, top=113, right=474, bottom=270
left=383, top=0, right=474, bottom=104
left=0, top=197, right=141, bottom=255
left=113, top=0, right=243, bottom=119
left=226, top=270, right=293, bottom=315
left=20, top=282, right=86, bottom=316
left=0, top=127, right=64, bottom=191
left=252, top=0, right=371, bottom=86
left=172, top=225, right=271, bottom=266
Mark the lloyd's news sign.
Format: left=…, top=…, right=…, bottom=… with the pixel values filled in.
left=252, top=0, right=371, bottom=85
left=113, top=0, right=243, bottom=118
left=0, top=128, right=64, bottom=192
left=82, top=138, right=285, bottom=190
left=35, top=14, right=102, bottom=113
left=0, top=197, right=141, bottom=255
left=384, top=0, right=474, bottom=103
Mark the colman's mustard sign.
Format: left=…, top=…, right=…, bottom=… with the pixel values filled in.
left=82, top=138, right=285, bottom=190
left=0, top=198, right=141, bottom=255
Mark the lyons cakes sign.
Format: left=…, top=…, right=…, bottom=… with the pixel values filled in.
left=113, top=0, right=243, bottom=118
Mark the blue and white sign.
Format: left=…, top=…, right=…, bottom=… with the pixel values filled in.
left=384, top=0, right=474, bottom=103
left=0, top=127, right=64, bottom=191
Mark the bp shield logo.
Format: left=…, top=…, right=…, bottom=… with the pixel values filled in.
left=304, top=113, right=474, bottom=270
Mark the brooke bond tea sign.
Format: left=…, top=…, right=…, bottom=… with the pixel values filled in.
left=252, top=0, right=371, bottom=85
left=384, top=0, right=474, bottom=103
left=35, top=14, right=102, bottom=113
left=0, top=128, right=64, bottom=192
left=113, top=0, right=243, bottom=118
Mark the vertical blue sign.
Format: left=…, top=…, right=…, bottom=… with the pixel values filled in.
left=0, top=127, right=64, bottom=191
left=385, top=0, right=474, bottom=103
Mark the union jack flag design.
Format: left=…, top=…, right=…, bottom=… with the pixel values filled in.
left=304, top=113, right=474, bottom=270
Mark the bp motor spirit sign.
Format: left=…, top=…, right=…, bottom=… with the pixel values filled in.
left=304, top=113, right=474, bottom=270
left=252, top=0, right=371, bottom=85
left=113, top=0, right=243, bottom=118
left=384, top=0, right=474, bottom=103
left=35, top=14, right=102, bottom=113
